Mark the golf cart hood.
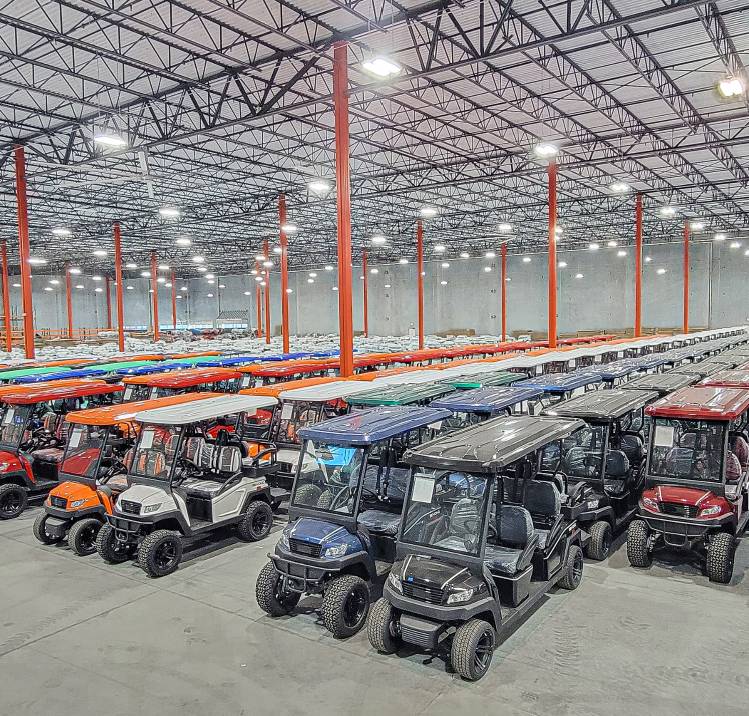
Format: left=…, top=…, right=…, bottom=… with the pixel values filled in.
left=0, top=449, right=32, bottom=479
left=49, top=480, right=96, bottom=502
left=117, top=483, right=169, bottom=505
left=287, top=516, right=352, bottom=544
left=645, top=484, right=717, bottom=507
left=394, top=553, right=481, bottom=589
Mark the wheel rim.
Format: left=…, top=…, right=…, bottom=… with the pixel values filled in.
left=274, top=576, right=295, bottom=607
left=0, top=491, right=22, bottom=516
left=79, top=524, right=97, bottom=551
left=572, top=551, right=583, bottom=584
left=252, top=508, right=270, bottom=535
left=155, top=539, right=178, bottom=571
left=474, top=630, right=494, bottom=674
left=343, top=587, right=367, bottom=628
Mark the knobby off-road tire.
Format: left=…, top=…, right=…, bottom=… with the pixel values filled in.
left=68, top=517, right=102, bottom=556
left=367, top=597, right=399, bottom=654
left=255, top=561, right=300, bottom=616
left=138, top=529, right=183, bottom=578
left=706, top=532, right=735, bottom=584
left=587, top=520, right=612, bottom=561
left=321, top=574, right=370, bottom=639
left=559, top=545, right=584, bottom=590
left=237, top=500, right=273, bottom=542
left=95, top=523, right=131, bottom=564
left=627, top=519, right=652, bottom=568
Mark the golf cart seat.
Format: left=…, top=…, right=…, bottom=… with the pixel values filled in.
left=357, top=509, right=401, bottom=536
left=731, top=436, right=749, bottom=470
left=362, top=465, right=410, bottom=500
left=180, top=477, right=224, bottom=497
left=433, top=498, right=484, bottom=552
left=523, top=480, right=563, bottom=550
left=33, top=447, right=65, bottom=464
left=619, top=434, right=645, bottom=465
left=562, top=447, right=597, bottom=478
left=484, top=505, right=538, bottom=576
left=603, top=450, right=630, bottom=496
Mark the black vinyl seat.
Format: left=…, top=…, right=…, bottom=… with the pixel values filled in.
left=523, top=480, right=563, bottom=550
left=357, top=509, right=401, bottom=535
left=484, top=505, right=538, bottom=576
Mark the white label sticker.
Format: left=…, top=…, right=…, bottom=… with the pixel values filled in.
left=140, top=429, right=155, bottom=449
left=428, top=421, right=443, bottom=431
left=68, top=428, right=82, bottom=448
left=123, top=387, right=133, bottom=400
left=241, top=377, right=251, bottom=388
left=281, top=403, right=293, bottom=420
left=254, top=378, right=262, bottom=387
left=654, top=425, right=675, bottom=448
left=3, top=408, right=15, bottom=424
left=412, top=475, right=435, bottom=504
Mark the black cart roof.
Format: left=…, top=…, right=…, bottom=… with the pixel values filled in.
left=621, top=372, right=696, bottom=396
left=542, top=388, right=659, bottom=421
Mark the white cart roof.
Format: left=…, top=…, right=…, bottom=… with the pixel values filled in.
left=278, top=380, right=373, bottom=402
left=134, top=394, right=277, bottom=425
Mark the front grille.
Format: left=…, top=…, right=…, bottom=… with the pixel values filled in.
left=659, top=502, right=699, bottom=518
left=50, top=496, right=67, bottom=509
left=402, top=580, right=444, bottom=605
left=278, top=462, right=294, bottom=473
left=400, top=623, right=435, bottom=648
left=289, top=538, right=322, bottom=558
left=119, top=500, right=141, bottom=515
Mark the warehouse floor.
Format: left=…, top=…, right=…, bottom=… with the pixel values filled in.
left=1, top=507, right=747, bottom=716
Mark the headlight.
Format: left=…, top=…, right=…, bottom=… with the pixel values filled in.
left=142, top=503, right=162, bottom=514
left=642, top=496, right=659, bottom=512
left=70, top=499, right=86, bottom=508
left=699, top=504, right=722, bottom=517
left=0, top=462, right=10, bottom=472
left=725, top=483, right=739, bottom=500
left=447, top=588, right=474, bottom=605
left=279, top=530, right=290, bottom=550
left=323, top=543, right=348, bottom=559
left=387, top=571, right=403, bottom=594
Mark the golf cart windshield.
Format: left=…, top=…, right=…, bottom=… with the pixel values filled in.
left=440, top=410, right=493, bottom=434
left=273, top=401, right=329, bottom=445
left=61, top=424, right=109, bottom=478
left=241, top=404, right=276, bottom=440
left=557, top=424, right=607, bottom=480
left=130, top=424, right=180, bottom=481
left=401, top=470, right=489, bottom=558
left=649, top=418, right=725, bottom=483
left=0, top=404, right=33, bottom=449
left=291, top=440, right=365, bottom=515
left=122, top=384, right=151, bottom=402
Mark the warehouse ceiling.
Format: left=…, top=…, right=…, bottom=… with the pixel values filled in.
left=0, top=0, right=748, bottom=278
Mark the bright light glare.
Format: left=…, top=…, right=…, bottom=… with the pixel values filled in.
left=324, top=265, right=334, bottom=271
left=485, top=251, right=496, bottom=259
left=419, top=207, right=438, bottom=218
left=52, top=228, right=71, bottom=237
left=308, top=180, right=331, bottom=192
left=371, top=235, right=387, bottom=245
left=714, top=233, right=727, bottom=241
left=534, top=143, right=558, bottom=157
left=589, top=243, right=600, bottom=250
left=68, top=267, right=81, bottom=275
left=399, top=258, right=409, bottom=264
left=575, top=273, right=584, bottom=279
left=281, top=224, right=298, bottom=233
left=690, top=221, right=705, bottom=231
left=558, top=261, right=567, bottom=268
left=191, top=255, right=205, bottom=263
left=460, top=252, right=470, bottom=259
left=28, top=257, right=47, bottom=265
left=175, top=237, right=191, bottom=247
left=483, top=266, right=492, bottom=273
left=656, top=268, right=667, bottom=275
left=718, top=76, right=745, bottom=98
left=609, top=182, right=630, bottom=193
left=158, top=207, right=180, bottom=219
left=522, top=257, right=531, bottom=263
left=93, top=132, right=127, bottom=148
left=660, top=206, right=676, bottom=217
left=434, top=244, right=446, bottom=253
left=617, top=250, right=627, bottom=257
left=362, top=56, right=401, bottom=78
left=498, top=223, right=512, bottom=233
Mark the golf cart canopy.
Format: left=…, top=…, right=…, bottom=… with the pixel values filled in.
left=628, top=354, right=673, bottom=371
left=0, top=382, right=123, bottom=405
left=0, top=366, right=74, bottom=381
left=514, top=371, right=602, bottom=393
left=241, top=376, right=338, bottom=398
left=445, top=369, right=521, bottom=389
left=621, top=372, right=696, bottom=396
left=133, top=393, right=277, bottom=425
left=297, top=405, right=452, bottom=446
left=590, top=360, right=643, bottom=381
left=646, top=386, right=749, bottom=421
left=277, top=380, right=373, bottom=403
left=238, top=359, right=336, bottom=378
left=670, top=362, right=732, bottom=379
left=346, top=381, right=454, bottom=407
left=350, top=366, right=424, bottom=382
left=404, top=414, right=585, bottom=472
left=123, top=366, right=241, bottom=388
left=699, top=370, right=749, bottom=388
left=543, top=388, right=659, bottom=421
left=430, top=386, right=544, bottom=414
left=12, top=366, right=112, bottom=384
left=368, top=369, right=446, bottom=388
left=66, top=392, right=218, bottom=426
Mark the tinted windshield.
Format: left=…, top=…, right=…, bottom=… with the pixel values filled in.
left=559, top=424, right=607, bottom=479
left=401, top=470, right=488, bottom=557
left=291, top=440, right=365, bottom=514
left=649, top=418, right=725, bottom=483
left=439, top=411, right=492, bottom=435
left=0, top=405, right=33, bottom=448
left=130, top=424, right=180, bottom=480
left=61, top=424, right=107, bottom=478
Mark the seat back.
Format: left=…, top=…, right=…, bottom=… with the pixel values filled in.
left=42, top=411, right=60, bottom=436
left=183, top=436, right=205, bottom=467
left=217, top=445, right=241, bottom=474
left=450, top=498, right=479, bottom=538
left=524, top=480, right=561, bottom=525
left=562, top=446, right=593, bottom=477
left=198, top=442, right=215, bottom=472
left=497, top=504, right=533, bottom=548
left=605, top=449, right=630, bottom=478
left=731, top=436, right=749, bottom=470
left=136, top=449, right=166, bottom=476
left=619, top=434, right=644, bottom=465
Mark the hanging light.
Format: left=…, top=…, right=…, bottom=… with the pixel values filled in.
left=362, top=56, right=401, bottom=78
left=158, top=207, right=180, bottom=219
left=52, top=228, right=72, bottom=237
left=534, top=143, right=558, bottom=157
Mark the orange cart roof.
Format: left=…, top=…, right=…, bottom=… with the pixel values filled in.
left=123, top=366, right=241, bottom=387
left=1, top=382, right=123, bottom=405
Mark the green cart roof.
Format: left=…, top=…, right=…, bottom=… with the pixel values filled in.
left=446, top=370, right=520, bottom=389
left=346, top=381, right=455, bottom=406
left=0, top=365, right=73, bottom=380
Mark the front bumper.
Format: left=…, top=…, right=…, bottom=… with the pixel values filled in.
left=269, top=546, right=364, bottom=593
left=639, top=510, right=731, bottom=548
left=106, top=512, right=154, bottom=541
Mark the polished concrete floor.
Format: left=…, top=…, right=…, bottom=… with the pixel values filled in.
left=1, top=505, right=747, bottom=716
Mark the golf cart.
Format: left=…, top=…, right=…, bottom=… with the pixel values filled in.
left=33, top=393, right=214, bottom=555
left=256, top=405, right=452, bottom=638
left=542, top=389, right=660, bottom=559
left=345, top=382, right=455, bottom=411
left=621, top=371, right=697, bottom=397
left=121, top=366, right=242, bottom=402
left=0, top=383, right=123, bottom=519
left=628, top=385, right=749, bottom=582
left=441, top=369, right=520, bottom=391
left=514, top=371, right=602, bottom=408
left=368, top=415, right=588, bottom=681
left=97, top=394, right=281, bottom=577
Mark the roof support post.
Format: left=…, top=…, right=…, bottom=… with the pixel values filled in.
left=263, top=239, right=271, bottom=344
left=279, top=194, right=290, bottom=353
left=14, top=146, right=34, bottom=358
left=683, top=221, right=690, bottom=334
left=417, top=220, right=424, bottom=350
left=113, top=222, right=125, bottom=352
left=635, top=193, right=643, bottom=337
left=547, top=160, right=558, bottom=349
left=65, top=262, right=74, bottom=339
left=150, top=250, right=160, bottom=341
left=501, top=243, right=507, bottom=340
left=1, top=242, right=11, bottom=352
left=362, top=250, right=368, bottom=338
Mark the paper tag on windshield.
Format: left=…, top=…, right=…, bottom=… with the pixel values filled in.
left=428, top=421, right=443, bottom=431
left=254, top=378, right=262, bottom=387
left=281, top=403, right=293, bottom=420
left=140, top=429, right=155, bottom=449
left=3, top=408, right=15, bottom=424
left=654, top=425, right=675, bottom=447
left=123, top=387, right=133, bottom=401
left=412, top=475, right=435, bottom=503
left=68, top=428, right=82, bottom=448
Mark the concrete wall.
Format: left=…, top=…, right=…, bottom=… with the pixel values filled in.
left=11, top=241, right=747, bottom=337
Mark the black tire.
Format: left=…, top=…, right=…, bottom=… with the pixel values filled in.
left=587, top=521, right=612, bottom=561
left=138, top=529, right=183, bottom=578
left=255, top=561, right=300, bottom=616
left=367, top=597, right=399, bottom=654
left=316, top=490, right=333, bottom=510
left=321, top=574, right=370, bottom=638
left=294, top=483, right=321, bottom=506
left=68, top=517, right=102, bottom=556
left=32, top=511, right=64, bottom=544
left=558, top=544, right=584, bottom=590
left=95, top=523, right=132, bottom=564
left=237, top=500, right=273, bottom=542
left=627, top=519, right=652, bottom=568
left=706, top=532, right=735, bottom=584
left=0, top=483, right=28, bottom=520
left=451, top=619, right=496, bottom=681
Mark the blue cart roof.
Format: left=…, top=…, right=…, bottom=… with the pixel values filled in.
left=514, top=371, right=602, bottom=393
left=592, top=360, right=643, bottom=381
left=630, top=354, right=670, bottom=370
left=192, top=355, right=265, bottom=368
left=14, top=366, right=109, bottom=383
left=298, top=405, right=452, bottom=445
left=430, top=386, right=544, bottom=413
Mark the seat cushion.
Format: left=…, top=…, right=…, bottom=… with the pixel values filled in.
left=357, top=509, right=400, bottom=536
left=498, top=504, right=534, bottom=548
left=33, top=447, right=65, bottom=464
left=181, top=477, right=224, bottom=497
left=535, top=529, right=550, bottom=549
left=484, top=544, right=523, bottom=575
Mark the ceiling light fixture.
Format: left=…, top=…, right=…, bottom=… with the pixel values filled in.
left=690, top=221, right=705, bottom=231
left=714, top=233, right=727, bottom=241
left=656, top=268, right=667, bottom=275
left=158, top=207, right=180, bottom=219
left=68, top=267, right=81, bottom=275
left=589, top=242, right=600, bottom=250
left=191, top=255, right=205, bottom=263
left=93, top=131, right=127, bottom=148
left=399, top=258, right=409, bottom=264
left=575, top=273, right=584, bottom=279
left=175, top=237, right=191, bottom=247
left=419, top=207, right=438, bottom=218
left=485, top=251, right=496, bottom=259
left=460, top=252, right=470, bottom=259
left=483, top=266, right=492, bottom=273
left=370, top=268, right=379, bottom=274
left=617, top=250, right=627, bottom=257
left=558, top=261, right=567, bottom=268
left=717, top=76, right=745, bottom=98
left=308, top=180, right=331, bottom=192
left=28, top=257, right=47, bottom=265
left=522, top=257, right=531, bottom=263
left=52, top=228, right=72, bottom=237
left=371, top=235, right=387, bottom=245
left=441, top=262, right=450, bottom=268
left=609, top=181, right=630, bottom=193
left=281, top=224, right=298, bottom=233
left=434, top=244, right=446, bottom=253
left=607, top=240, right=618, bottom=247
left=125, top=262, right=137, bottom=269
left=362, top=56, right=401, bottom=78
left=660, top=206, right=676, bottom=217
left=534, top=143, right=558, bottom=158
left=497, top=223, right=512, bottom=233
left=324, top=265, right=334, bottom=271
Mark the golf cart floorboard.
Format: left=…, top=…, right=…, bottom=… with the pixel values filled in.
left=497, top=572, right=561, bottom=633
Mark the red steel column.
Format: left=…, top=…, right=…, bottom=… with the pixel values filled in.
left=113, top=223, right=125, bottom=352
left=105, top=275, right=112, bottom=329
left=254, top=260, right=263, bottom=337
left=634, top=193, right=643, bottom=337
left=279, top=195, right=290, bottom=353
left=683, top=221, right=690, bottom=334
left=362, top=251, right=369, bottom=338
left=150, top=251, right=160, bottom=341
left=501, top=243, right=507, bottom=339
left=65, top=262, right=74, bottom=338
left=171, top=270, right=177, bottom=329
left=263, top=239, right=271, bottom=344
left=547, top=161, right=558, bottom=348
left=416, top=220, right=424, bottom=349
left=333, top=40, right=354, bottom=377
left=1, top=242, right=12, bottom=352
left=14, top=146, right=35, bottom=358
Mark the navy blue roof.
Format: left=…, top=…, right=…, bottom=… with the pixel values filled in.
left=592, top=360, right=643, bottom=381
left=515, top=371, right=602, bottom=393
left=14, top=367, right=108, bottom=383
left=430, top=386, right=544, bottom=413
left=120, top=361, right=188, bottom=376
left=298, top=405, right=452, bottom=445
left=193, top=355, right=264, bottom=368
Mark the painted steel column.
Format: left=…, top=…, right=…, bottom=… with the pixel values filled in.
left=362, top=251, right=368, bottom=338
left=14, top=146, right=34, bottom=358
left=113, top=223, right=125, bottom=352
left=333, top=40, right=354, bottom=377
left=683, top=221, right=690, bottom=334
left=65, top=262, right=74, bottom=338
left=171, top=270, right=177, bottom=329
left=547, top=161, right=558, bottom=348
left=105, top=275, right=112, bottom=329
left=634, top=193, right=643, bottom=337
left=254, top=260, right=262, bottom=337
left=500, top=243, right=507, bottom=339
left=417, top=220, right=424, bottom=349
left=279, top=194, right=290, bottom=353
left=1, top=242, right=11, bottom=352
left=263, top=239, right=271, bottom=344
left=150, top=251, right=160, bottom=341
